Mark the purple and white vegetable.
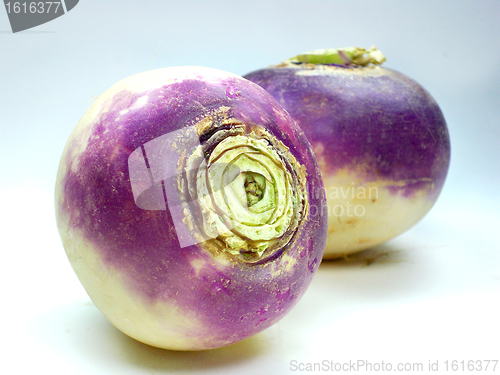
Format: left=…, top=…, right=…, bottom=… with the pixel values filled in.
left=244, top=47, right=450, bottom=259
left=55, top=67, right=327, bottom=350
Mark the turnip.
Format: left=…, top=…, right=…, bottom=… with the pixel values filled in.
left=55, top=67, right=327, bottom=350
left=244, top=47, right=450, bottom=259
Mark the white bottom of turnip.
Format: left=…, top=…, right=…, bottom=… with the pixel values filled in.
left=60, top=227, right=214, bottom=350
left=319, top=168, right=436, bottom=259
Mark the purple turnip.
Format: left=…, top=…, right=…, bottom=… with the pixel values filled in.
left=244, top=47, right=450, bottom=259
left=55, top=66, right=327, bottom=350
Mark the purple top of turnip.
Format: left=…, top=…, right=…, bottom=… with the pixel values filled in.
left=244, top=49, right=450, bottom=198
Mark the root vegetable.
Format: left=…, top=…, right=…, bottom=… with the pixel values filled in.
left=244, top=48, right=450, bottom=258
left=55, top=66, right=327, bottom=350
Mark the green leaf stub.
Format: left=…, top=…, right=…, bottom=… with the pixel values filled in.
left=289, top=46, right=386, bottom=67
left=179, top=111, right=308, bottom=263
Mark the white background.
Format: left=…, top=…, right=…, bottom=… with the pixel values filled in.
left=1, top=1, right=499, bottom=374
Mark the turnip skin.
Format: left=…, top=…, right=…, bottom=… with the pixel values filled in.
left=55, top=67, right=327, bottom=350
left=244, top=58, right=450, bottom=258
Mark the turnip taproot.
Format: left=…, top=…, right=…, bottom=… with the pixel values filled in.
left=55, top=67, right=327, bottom=350
left=244, top=48, right=450, bottom=259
